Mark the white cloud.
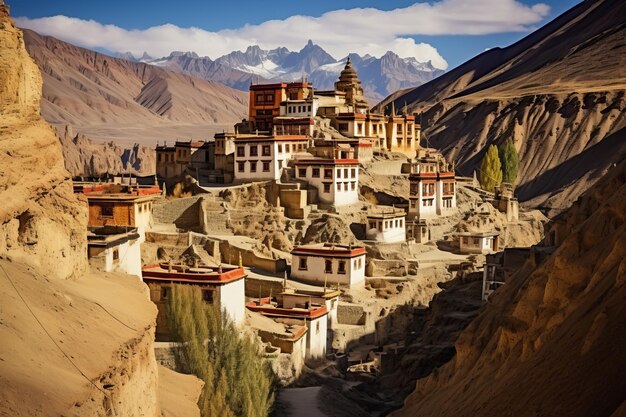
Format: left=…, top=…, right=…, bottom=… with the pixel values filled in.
left=15, top=0, right=550, bottom=70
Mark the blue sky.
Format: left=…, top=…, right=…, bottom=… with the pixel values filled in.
left=10, top=0, right=580, bottom=69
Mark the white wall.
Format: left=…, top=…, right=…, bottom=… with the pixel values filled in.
left=219, top=279, right=245, bottom=326
left=306, top=314, right=328, bottom=359
left=104, top=239, right=142, bottom=278
left=133, top=201, right=154, bottom=242
left=295, top=163, right=359, bottom=207
left=281, top=100, right=318, bottom=117
left=291, top=254, right=366, bottom=287
left=234, top=140, right=308, bottom=181
left=367, top=216, right=406, bottom=243
left=460, top=236, right=495, bottom=254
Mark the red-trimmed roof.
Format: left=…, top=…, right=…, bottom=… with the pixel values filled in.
left=142, top=264, right=246, bottom=285
left=250, top=83, right=287, bottom=90
left=291, top=244, right=366, bottom=258
left=246, top=298, right=328, bottom=320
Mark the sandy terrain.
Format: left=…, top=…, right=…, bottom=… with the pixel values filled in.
left=158, top=365, right=203, bottom=417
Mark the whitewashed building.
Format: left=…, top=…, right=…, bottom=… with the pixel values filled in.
left=291, top=243, right=366, bottom=287
left=408, top=150, right=456, bottom=220
left=293, top=157, right=359, bottom=207
left=366, top=209, right=407, bottom=243
left=458, top=231, right=500, bottom=254
left=233, top=134, right=310, bottom=181
left=87, top=226, right=142, bottom=278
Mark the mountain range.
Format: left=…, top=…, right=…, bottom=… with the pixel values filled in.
left=376, top=0, right=626, bottom=215
left=119, top=40, right=445, bottom=103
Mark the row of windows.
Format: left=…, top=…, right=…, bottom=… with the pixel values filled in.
left=255, top=94, right=275, bottom=103
left=409, top=198, right=452, bottom=208
left=277, top=143, right=307, bottom=153
left=298, top=256, right=363, bottom=273
left=158, top=153, right=175, bottom=162
left=237, top=144, right=271, bottom=157
left=368, top=218, right=404, bottom=231
left=297, top=167, right=357, bottom=180
left=237, top=160, right=271, bottom=173
left=286, top=105, right=312, bottom=114
left=256, top=109, right=273, bottom=116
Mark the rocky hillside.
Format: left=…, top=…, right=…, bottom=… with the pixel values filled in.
left=0, top=7, right=198, bottom=416
left=58, top=125, right=156, bottom=177
left=377, top=0, right=626, bottom=215
left=23, top=29, right=248, bottom=146
left=392, top=158, right=626, bottom=417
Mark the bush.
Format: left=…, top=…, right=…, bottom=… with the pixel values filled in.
left=478, top=144, right=502, bottom=192
left=167, top=285, right=275, bottom=417
left=498, top=138, right=519, bottom=184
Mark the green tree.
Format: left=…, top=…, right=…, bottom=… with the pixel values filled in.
left=167, top=285, right=275, bottom=417
left=479, top=144, right=502, bottom=192
left=498, top=138, right=519, bottom=184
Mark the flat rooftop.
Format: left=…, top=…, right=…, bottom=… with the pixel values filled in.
left=142, top=263, right=246, bottom=284
left=291, top=243, right=366, bottom=257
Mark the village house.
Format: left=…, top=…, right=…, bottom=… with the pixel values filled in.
left=155, top=140, right=211, bottom=180
left=406, top=219, right=430, bottom=243
left=233, top=134, right=310, bottom=182
left=77, top=183, right=161, bottom=241
left=246, top=296, right=329, bottom=359
left=290, top=243, right=366, bottom=287
left=278, top=287, right=341, bottom=328
left=407, top=149, right=456, bottom=220
left=273, top=97, right=318, bottom=136
left=143, top=262, right=247, bottom=340
left=293, top=156, right=360, bottom=207
left=493, top=183, right=520, bottom=222
left=366, top=208, right=407, bottom=243
left=458, top=231, right=500, bottom=254
left=385, top=104, right=419, bottom=157
left=87, top=226, right=142, bottom=278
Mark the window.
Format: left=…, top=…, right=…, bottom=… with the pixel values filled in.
left=299, top=257, right=307, bottom=270
left=323, top=183, right=331, bottom=193
left=262, top=162, right=270, bottom=172
left=473, top=237, right=480, bottom=246
left=357, top=123, right=363, bottom=135
left=351, top=182, right=356, bottom=191
left=250, top=161, right=257, bottom=172
left=423, top=199, right=433, bottom=207
left=237, top=162, right=245, bottom=172
left=278, top=160, right=283, bottom=169
left=255, top=94, right=264, bottom=103
left=250, top=146, right=258, bottom=157
left=312, top=168, right=320, bottom=178
left=395, top=219, right=399, bottom=228
left=289, top=92, right=298, bottom=100
left=161, top=287, right=168, bottom=300
left=101, top=204, right=113, bottom=218
left=343, top=182, right=348, bottom=191
left=351, top=168, right=356, bottom=178
left=262, top=145, right=271, bottom=156
left=338, top=123, right=349, bottom=132
left=344, top=168, right=349, bottom=178
left=337, top=169, right=342, bottom=178
left=265, top=94, right=274, bottom=102
left=443, top=198, right=452, bottom=208
left=400, top=219, right=403, bottom=228
left=338, top=260, right=346, bottom=274
left=324, top=169, right=333, bottom=179
left=285, top=144, right=290, bottom=152
left=307, top=105, right=311, bottom=112
left=325, top=259, right=332, bottom=273
left=112, top=249, right=119, bottom=261
left=298, top=168, right=307, bottom=177
left=202, top=290, right=214, bottom=303
left=336, top=183, right=341, bottom=191
left=277, top=144, right=283, bottom=153
left=397, top=124, right=403, bottom=134
left=316, top=321, right=320, bottom=334
left=423, top=183, right=434, bottom=196
left=237, top=146, right=245, bottom=157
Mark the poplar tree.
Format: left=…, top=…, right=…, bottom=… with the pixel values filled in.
left=479, top=144, right=502, bottom=192
left=498, top=138, right=519, bottom=184
left=167, top=285, right=275, bottom=417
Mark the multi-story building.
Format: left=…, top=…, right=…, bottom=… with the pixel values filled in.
left=155, top=140, right=212, bottom=179
left=78, top=183, right=161, bottom=241
left=233, top=134, right=310, bottom=182
left=385, top=105, right=419, bottom=157
left=293, top=156, right=359, bottom=207
left=273, top=97, right=318, bottom=136
left=290, top=243, right=366, bottom=287
left=249, top=82, right=313, bottom=132
left=407, top=149, right=456, bottom=220
left=87, top=226, right=142, bottom=278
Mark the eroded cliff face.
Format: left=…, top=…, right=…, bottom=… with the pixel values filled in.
left=392, top=160, right=626, bottom=417
left=0, top=4, right=86, bottom=279
left=0, top=7, right=172, bottom=417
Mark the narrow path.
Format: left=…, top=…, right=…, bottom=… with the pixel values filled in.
left=277, top=386, right=329, bottom=417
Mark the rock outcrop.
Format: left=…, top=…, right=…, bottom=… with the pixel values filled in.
left=377, top=0, right=626, bottom=215
left=0, top=7, right=197, bottom=416
left=392, top=159, right=626, bottom=417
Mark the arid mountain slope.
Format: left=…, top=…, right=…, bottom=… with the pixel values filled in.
left=377, top=0, right=626, bottom=214
left=0, top=8, right=191, bottom=416
left=23, top=30, right=248, bottom=146
left=392, top=158, right=626, bottom=417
